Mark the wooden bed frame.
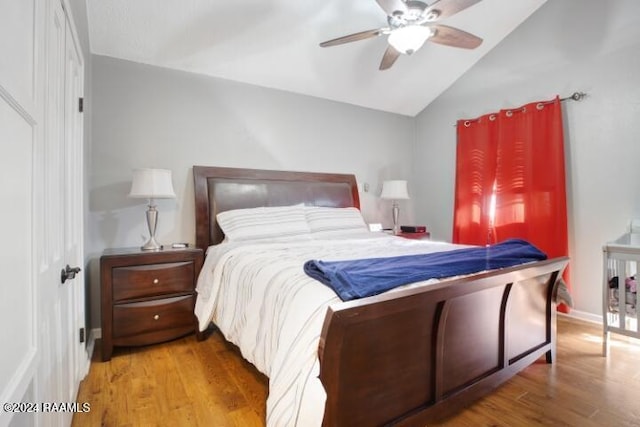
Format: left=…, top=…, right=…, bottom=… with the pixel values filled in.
left=193, top=165, right=569, bottom=426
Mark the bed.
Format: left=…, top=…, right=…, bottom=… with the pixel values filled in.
left=192, top=165, right=569, bottom=426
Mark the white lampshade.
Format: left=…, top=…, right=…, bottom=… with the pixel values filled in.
left=388, top=26, right=433, bottom=54
left=380, top=180, right=410, bottom=200
left=128, top=168, right=176, bottom=199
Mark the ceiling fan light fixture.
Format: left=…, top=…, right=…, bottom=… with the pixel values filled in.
left=388, top=25, right=432, bottom=54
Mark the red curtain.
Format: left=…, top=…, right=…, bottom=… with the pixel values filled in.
left=453, top=97, right=570, bottom=312
left=453, top=112, right=498, bottom=245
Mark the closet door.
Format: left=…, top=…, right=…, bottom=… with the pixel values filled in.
left=63, top=5, right=88, bottom=401
left=0, top=0, right=87, bottom=425
left=35, top=0, right=87, bottom=425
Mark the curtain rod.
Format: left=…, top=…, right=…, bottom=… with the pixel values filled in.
left=560, top=91, right=587, bottom=102
left=453, top=91, right=587, bottom=127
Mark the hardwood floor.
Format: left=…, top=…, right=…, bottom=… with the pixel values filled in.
left=73, top=329, right=268, bottom=426
left=73, top=316, right=640, bottom=426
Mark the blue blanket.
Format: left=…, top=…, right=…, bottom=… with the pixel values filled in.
left=303, top=238, right=547, bottom=301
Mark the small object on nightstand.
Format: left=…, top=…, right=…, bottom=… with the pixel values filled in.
left=400, top=225, right=427, bottom=233
left=171, top=242, right=189, bottom=248
left=397, top=225, right=429, bottom=239
left=100, top=247, right=203, bottom=361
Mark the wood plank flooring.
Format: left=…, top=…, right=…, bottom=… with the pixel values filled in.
left=73, top=316, right=640, bottom=426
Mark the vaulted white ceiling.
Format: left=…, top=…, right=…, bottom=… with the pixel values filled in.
left=86, top=0, right=547, bottom=116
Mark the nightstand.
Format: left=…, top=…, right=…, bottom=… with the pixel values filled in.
left=396, top=231, right=431, bottom=240
left=100, top=247, right=203, bottom=361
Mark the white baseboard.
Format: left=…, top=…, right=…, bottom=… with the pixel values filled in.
left=559, top=309, right=602, bottom=325
left=86, top=328, right=101, bottom=362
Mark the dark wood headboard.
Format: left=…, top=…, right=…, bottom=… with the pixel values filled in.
left=193, top=166, right=360, bottom=250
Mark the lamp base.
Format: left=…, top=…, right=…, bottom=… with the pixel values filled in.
left=141, top=236, right=162, bottom=251
left=392, top=202, right=400, bottom=235
left=141, top=203, right=162, bottom=251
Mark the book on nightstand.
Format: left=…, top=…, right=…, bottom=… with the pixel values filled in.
left=400, top=225, right=427, bottom=233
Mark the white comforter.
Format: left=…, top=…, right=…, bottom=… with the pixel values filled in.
left=194, top=233, right=464, bottom=427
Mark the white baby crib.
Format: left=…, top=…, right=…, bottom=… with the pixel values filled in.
left=603, top=230, right=640, bottom=356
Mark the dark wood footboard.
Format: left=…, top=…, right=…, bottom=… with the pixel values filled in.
left=318, top=257, right=569, bottom=426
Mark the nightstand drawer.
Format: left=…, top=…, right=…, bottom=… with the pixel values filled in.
left=112, top=261, right=194, bottom=301
left=112, top=295, right=194, bottom=342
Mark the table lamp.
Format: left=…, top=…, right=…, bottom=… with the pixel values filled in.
left=128, top=168, right=176, bottom=250
left=380, top=180, right=410, bottom=234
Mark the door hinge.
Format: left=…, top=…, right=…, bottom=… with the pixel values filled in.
left=78, top=97, right=84, bottom=113
left=79, top=327, right=85, bottom=343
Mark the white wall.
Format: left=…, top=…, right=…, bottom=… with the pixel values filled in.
left=412, top=0, right=640, bottom=320
left=87, top=55, right=415, bottom=329
left=88, top=0, right=640, bottom=329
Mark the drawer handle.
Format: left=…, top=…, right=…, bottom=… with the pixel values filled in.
left=153, top=278, right=159, bottom=284
left=153, top=314, right=160, bottom=320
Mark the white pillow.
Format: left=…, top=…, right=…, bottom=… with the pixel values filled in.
left=305, top=206, right=368, bottom=237
left=217, top=204, right=311, bottom=241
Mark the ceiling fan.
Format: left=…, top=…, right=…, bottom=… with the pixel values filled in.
left=319, top=0, right=484, bottom=70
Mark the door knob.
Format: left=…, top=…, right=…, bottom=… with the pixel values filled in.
left=61, top=264, right=81, bottom=284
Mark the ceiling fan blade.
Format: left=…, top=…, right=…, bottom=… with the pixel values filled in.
left=379, top=45, right=401, bottom=70
left=429, top=24, right=482, bottom=49
left=423, top=0, right=482, bottom=21
left=320, top=29, right=383, bottom=47
left=376, top=0, right=408, bottom=16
